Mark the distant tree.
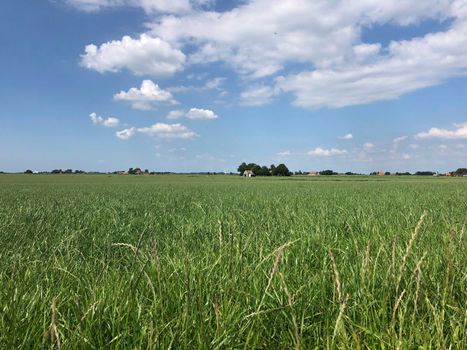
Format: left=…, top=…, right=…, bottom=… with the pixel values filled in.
left=128, top=167, right=142, bottom=175
left=237, top=162, right=248, bottom=175
left=246, top=163, right=260, bottom=174
left=385, top=171, right=391, bottom=176
left=395, top=172, right=411, bottom=176
left=256, top=166, right=271, bottom=176
left=24, top=169, right=33, bottom=174
left=269, top=164, right=276, bottom=174
left=144, top=169, right=149, bottom=174
left=274, top=164, right=291, bottom=176
left=415, top=171, right=435, bottom=176
left=51, top=169, right=62, bottom=174
left=319, top=170, right=337, bottom=176
left=454, top=168, right=467, bottom=176
left=63, top=169, right=73, bottom=174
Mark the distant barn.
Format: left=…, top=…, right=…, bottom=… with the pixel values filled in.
left=243, top=170, right=255, bottom=178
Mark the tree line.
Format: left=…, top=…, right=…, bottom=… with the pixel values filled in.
left=237, top=162, right=291, bottom=176
left=14, top=167, right=467, bottom=176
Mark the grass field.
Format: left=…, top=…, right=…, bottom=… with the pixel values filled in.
left=0, top=174, right=465, bottom=349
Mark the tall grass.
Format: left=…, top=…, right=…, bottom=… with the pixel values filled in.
left=0, top=174, right=465, bottom=348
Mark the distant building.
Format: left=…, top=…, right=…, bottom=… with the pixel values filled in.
left=308, top=171, right=319, bottom=176
left=243, top=170, right=255, bottom=177
left=377, top=171, right=385, bottom=176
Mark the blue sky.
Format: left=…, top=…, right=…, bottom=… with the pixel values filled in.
left=1, top=0, right=466, bottom=173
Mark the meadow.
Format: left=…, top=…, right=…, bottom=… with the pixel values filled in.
left=0, top=174, right=465, bottom=349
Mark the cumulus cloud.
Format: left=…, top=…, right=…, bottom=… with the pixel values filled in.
left=137, top=123, right=197, bottom=139
left=240, top=85, right=275, bottom=106
left=308, top=147, right=347, bottom=157
left=186, top=108, right=218, bottom=119
left=277, top=150, right=291, bottom=157
left=79, top=1, right=467, bottom=109
left=339, top=133, right=353, bottom=140
left=363, top=142, right=375, bottom=150
left=415, top=122, right=467, bottom=139
left=116, top=122, right=197, bottom=139
left=393, top=135, right=408, bottom=147
left=166, top=110, right=185, bottom=119
left=81, top=34, right=185, bottom=76
left=89, top=112, right=119, bottom=127
left=168, top=77, right=225, bottom=93
left=116, top=127, right=136, bottom=140
left=150, top=0, right=454, bottom=79
left=113, top=80, right=177, bottom=110
left=276, top=14, right=467, bottom=109
left=166, top=108, right=218, bottom=120
left=67, top=0, right=192, bottom=14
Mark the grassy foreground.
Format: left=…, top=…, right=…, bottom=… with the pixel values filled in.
left=0, top=174, right=466, bottom=349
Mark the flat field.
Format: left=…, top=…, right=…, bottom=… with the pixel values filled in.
left=0, top=174, right=466, bottom=349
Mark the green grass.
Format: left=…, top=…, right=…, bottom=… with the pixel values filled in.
left=0, top=174, right=466, bottom=349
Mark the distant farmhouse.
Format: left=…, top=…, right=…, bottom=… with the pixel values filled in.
left=308, top=171, right=319, bottom=176
left=243, top=170, right=255, bottom=177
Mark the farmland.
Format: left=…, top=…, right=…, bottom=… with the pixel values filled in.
left=0, top=174, right=466, bottom=349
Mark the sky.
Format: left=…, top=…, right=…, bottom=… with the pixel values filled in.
left=1, top=0, right=466, bottom=173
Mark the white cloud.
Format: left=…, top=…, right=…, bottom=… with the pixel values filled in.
left=308, top=147, right=347, bottom=157
left=67, top=0, right=192, bottom=14
left=116, top=127, right=136, bottom=140
left=393, top=135, right=408, bottom=146
left=186, top=108, right=218, bottom=119
left=150, top=0, right=454, bottom=80
left=277, top=150, right=291, bottom=157
left=79, top=1, right=467, bottom=109
left=410, top=143, right=420, bottom=149
left=276, top=14, right=467, bottom=109
left=167, top=108, right=218, bottom=120
left=113, top=80, right=177, bottom=110
left=363, top=142, right=374, bottom=150
left=240, top=85, right=275, bottom=106
left=339, top=133, right=353, bottom=140
left=166, top=110, right=185, bottom=119
left=168, top=77, right=226, bottom=93
left=415, top=122, right=467, bottom=139
left=89, top=112, right=120, bottom=127
left=81, top=34, right=185, bottom=76
left=137, top=123, right=197, bottom=139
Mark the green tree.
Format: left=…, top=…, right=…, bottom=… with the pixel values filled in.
left=274, top=164, right=291, bottom=176
left=259, top=166, right=271, bottom=176
left=320, top=170, right=336, bottom=176
left=237, top=162, right=248, bottom=175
